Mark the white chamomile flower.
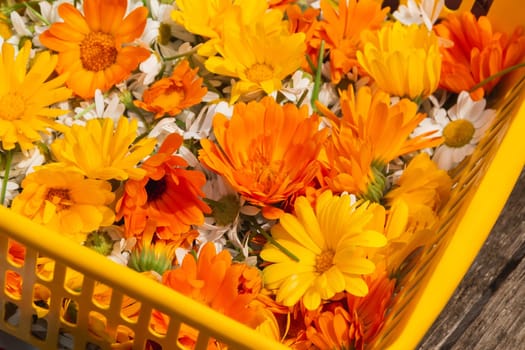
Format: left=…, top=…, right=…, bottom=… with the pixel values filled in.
left=69, top=90, right=126, bottom=125
left=432, top=91, right=496, bottom=170
left=393, top=0, right=444, bottom=31
left=0, top=180, right=18, bottom=206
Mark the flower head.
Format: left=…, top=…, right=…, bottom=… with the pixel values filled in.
left=317, top=0, right=389, bottom=84
left=357, top=21, right=442, bottom=99
left=385, top=152, right=452, bottom=230
left=204, top=6, right=306, bottom=102
left=261, top=190, right=387, bottom=310
left=116, top=133, right=211, bottom=241
left=199, top=96, right=327, bottom=218
left=304, top=266, right=395, bottom=350
left=50, top=117, right=156, bottom=181
left=432, top=91, right=496, bottom=170
left=0, top=41, right=71, bottom=151
left=11, top=167, right=115, bottom=242
left=151, top=242, right=268, bottom=347
left=434, top=12, right=525, bottom=100
left=39, top=0, right=150, bottom=98
left=134, top=60, right=207, bottom=119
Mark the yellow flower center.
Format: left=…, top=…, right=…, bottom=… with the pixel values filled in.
left=316, top=250, right=335, bottom=273
left=443, top=119, right=475, bottom=148
left=245, top=63, right=274, bottom=83
left=80, top=32, right=118, bottom=72
left=46, top=188, right=72, bottom=211
left=0, top=93, right=25, bottom=121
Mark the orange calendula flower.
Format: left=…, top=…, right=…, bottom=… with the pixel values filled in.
left=39, top=0, right=150, bottom=99
left=199, top=96, right=328, bottom=219
left=318, top=86, right=442, bottom=200
left=0, top=41, right=71, bottom=151
left=150, top=242, right=268, bottom=348
left=134, top=60, right=207, bottom=119
left=11, top=167, right=115, bottom=242
left=316, top=0, right=389, bottom=84
left=319, top=86, right=442, bottom=166
left=50, top=117, right=156, bottom=181
left=116, top=133, right=211, bottom=241
left=434, top=12, right=525, bottom=100
left=304, top=267, right=395, bottom=350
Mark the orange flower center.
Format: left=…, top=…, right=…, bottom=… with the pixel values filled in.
left=245, top=63, right=274, bottom=83
left=80, top=32, right=118, bottom=72
left=0, top=93, right=25, bottom=121
left=46, top=188, right=72, bottom=211
left=250, top=152, right=284, bottom=193
left=316, top=250, right=334, bottom=273
left=145, top=177, right=167, bottom=202
left=443, top=119, right=475, bottom=148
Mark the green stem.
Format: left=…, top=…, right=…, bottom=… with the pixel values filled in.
left=311, top=40, right=325, bottom=112
left=248, top=216, right=299, bottom=262
left=1, top=149, right=13, bottom=206
left=469, top=61, right=525, bottom=93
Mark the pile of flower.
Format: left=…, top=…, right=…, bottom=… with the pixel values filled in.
left=1, top=0, right=524, bottom=349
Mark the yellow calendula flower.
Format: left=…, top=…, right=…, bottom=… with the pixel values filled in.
left=261, top=190, right=387, bottom=310
left=204, top=7, right=306, bottom=102
left=384, top=152, right=452, bottom=231
left=0, top=41, right=71, bottom=151
left=172, top=0, right=268, bottom=56
left=357, top=21, right=441, bottom=100
left=49, top=117, right=156, bottom=181
left=11, top=167, right=115, bottom=242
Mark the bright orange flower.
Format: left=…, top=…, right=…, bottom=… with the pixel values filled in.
left=315, top=0, right=388, bottom=83
left=150, top=242, right=268, bottom=348
left=319, top=86, right=442, bottom=166
left=318, top=86, right=441, bottom=200
left=199, top=96, right=328, bottom=219
left=134, top=60, right=207, bottom=119
left=304, top=267, right=395, bottom=350
left=39, top=0, right=150, bottom=99
left=434, top=12, right=525, bottom=100
left=115, top=133, right=211, bottom=241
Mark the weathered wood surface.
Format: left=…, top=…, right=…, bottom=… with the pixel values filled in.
left=419, top=167, right=525, bottom=349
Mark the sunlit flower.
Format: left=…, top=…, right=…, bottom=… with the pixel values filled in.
left=0, top=41, right=71, bottom=151
left=116, top=133, right=211, bottom=241
left=357, top=21, right=442, bottom=100
left=11, top=167, right=115, bottom=242
left=431, top=91, right=497, bottom=170
left=393, top=0, right=444, bottom=31
left=150, top=242, right=268, bottom=347
left=134, top=60, right=207, bottom=119
left=261, top=191, right=387, bottom=310
left=39, top=0, right=150, bottom=98
left=320, top=86, right=442, bottom=166
left=384, top=152, right=452, bottom=230
left=204, top=6, right=305, bottom=102
left=434, top=12, right=525, bottom=100
left=304, top=266, right=395, bottom=350
left=49, top=117, right=156, bottom=181
left=199, top=96, right=327, bottom=219
left=316, top=0, right=388, bottom=84
left=128, top=230, right=179, bottom=275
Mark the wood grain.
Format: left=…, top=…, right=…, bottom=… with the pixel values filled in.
left=418, top=168, right=525, bottom=349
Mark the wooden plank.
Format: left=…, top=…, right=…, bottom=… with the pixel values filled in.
left=419, top=168, right=525, bottom=348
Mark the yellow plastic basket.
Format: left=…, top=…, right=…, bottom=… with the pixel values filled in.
left=1, top=0, right=525, bottom=349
